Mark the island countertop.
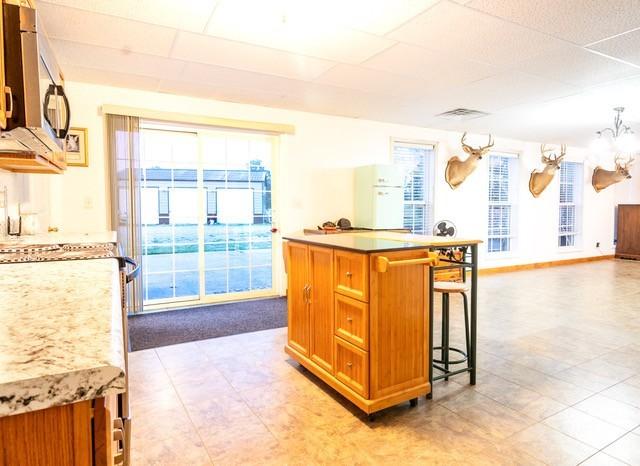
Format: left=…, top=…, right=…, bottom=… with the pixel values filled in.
left=283, top=231, right=482, bottom=253
left=0, top=258, right=126, bottom=417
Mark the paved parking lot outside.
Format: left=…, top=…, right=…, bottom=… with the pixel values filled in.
left=142, top=224, right=272, bottom=302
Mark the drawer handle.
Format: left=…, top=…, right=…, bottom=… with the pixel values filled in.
left=345, top=271, right=353, bottom=278
left=375, top=252, right=439, bottom=273
left=346, top=316, right=353, bottom=322
left=346, top=362, right=353, bottom=368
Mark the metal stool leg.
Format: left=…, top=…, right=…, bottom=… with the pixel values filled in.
left=443, top=293, right=450, bottom=381
left=462, top=291, right=470, bottom=371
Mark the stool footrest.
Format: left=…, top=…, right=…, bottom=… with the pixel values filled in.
left=433, top=346, right=468, bottom=365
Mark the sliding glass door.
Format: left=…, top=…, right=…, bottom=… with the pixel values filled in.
left=139, top=123, right=277, bottom=310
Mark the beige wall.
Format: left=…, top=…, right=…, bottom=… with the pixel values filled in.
left=46, top=81, right=616, bottom=277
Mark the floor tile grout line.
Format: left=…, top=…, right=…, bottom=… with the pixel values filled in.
left=155, top=347, right=217, bottom=465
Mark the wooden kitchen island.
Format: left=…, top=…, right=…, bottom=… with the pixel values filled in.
left=283, top=232, right=481, bottom=416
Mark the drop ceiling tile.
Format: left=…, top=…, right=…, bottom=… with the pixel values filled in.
left=171, top=32, right=335, bottom=80
left=314, top=64, right=429, bottom=98
left=435, top=71, right=580, bottom=113
left=329, top=0, right=440, bottom=36
left=52, top=40, right=187, bottom=81
left=63, top=65, right=161, bottom=92
left=513, top=45, right=640, bottom=87
left=466, top=0, right=640, bottom=46
left=39, top=0, right=217, bottom=32
left=38, top=3, right=176, bottom=57
left=589, top=29, right=640, bottom=67
left=178, top=62, right=314, bottom=98
left=362, top=42, right=502, bottom=90
left=205, top=0, right=395, bottom=63
left=388, top=1, right=566, bottom=67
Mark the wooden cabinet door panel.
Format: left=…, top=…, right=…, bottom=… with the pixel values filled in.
left=335, top=294, right=369, bottom=350
left=369, top=250, right=430, bottom=399
left=308, top=246, right=334, bottom=374
left=334, top=250, right=369, bottom=302
left=616, top=205, right=640, bottom=259
left=334, top=337, right=369, bottom=398
left=286, top=242, right=310, bottom=356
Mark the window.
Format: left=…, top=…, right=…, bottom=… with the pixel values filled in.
left=558, top=162, right=583, bottom=247
left=392, top=140, right=436, bottom=235
left=487, top=153, right=518, bottom=253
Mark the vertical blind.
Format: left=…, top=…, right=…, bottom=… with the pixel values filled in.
left=392, top=140, right=436, bottom=235
left=107, top=114, right=143, bottom=314
left=559, top=162, right=582, bottom=247
left=487, top=153, right=517, bottom=253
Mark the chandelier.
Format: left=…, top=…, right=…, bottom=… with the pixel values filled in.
left=592, top=107, right=638, bottom=155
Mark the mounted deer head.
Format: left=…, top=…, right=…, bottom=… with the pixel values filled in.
left=528, top=144, right=566, bottom=198
left=445, top=132, right=494, bottom=189
left=592, top=155, right=634, bottom=192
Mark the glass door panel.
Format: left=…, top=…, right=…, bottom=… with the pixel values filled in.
left=140, top=124, right=277, bottom=310
left=201, top=131, right=275, bottom=299
left=140, top=127, right=200, bottom=305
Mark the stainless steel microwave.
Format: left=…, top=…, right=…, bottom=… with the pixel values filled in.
left=1, top=2, right=70, bottom=157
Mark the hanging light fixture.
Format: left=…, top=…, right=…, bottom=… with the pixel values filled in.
left=591, top=107, right=638, bottom=156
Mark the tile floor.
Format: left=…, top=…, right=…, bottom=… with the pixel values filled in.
left=128, top=259, right=640, bottom=465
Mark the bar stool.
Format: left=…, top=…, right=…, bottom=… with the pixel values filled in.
left=433, top=280, right=470, bottom=380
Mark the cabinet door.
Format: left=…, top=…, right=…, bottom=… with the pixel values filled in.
left=334, top=250, right=369, bottom=302
left=286, top=242, right=310, bottom=356
left=308, top=246, right=334, bottom=373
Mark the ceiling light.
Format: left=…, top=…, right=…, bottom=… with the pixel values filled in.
left=592, top=107, right=638, bottom=157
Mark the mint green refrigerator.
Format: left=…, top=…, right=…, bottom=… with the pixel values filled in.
left=354, top=164, right=405, bottom=230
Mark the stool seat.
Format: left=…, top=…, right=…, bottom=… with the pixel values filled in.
left=434, top=281, right=469, bottom=293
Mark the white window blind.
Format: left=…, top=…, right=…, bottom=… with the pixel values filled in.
left=392, top=140, right=436, bottom=235
left=558, top=162, right=583, bottom=247
left=487, top=153, right=518, bottom=253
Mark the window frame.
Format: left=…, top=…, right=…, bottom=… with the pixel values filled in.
left=486, top=151, right=519, bottom=255
left=390, top=137, right=438, bottom=235
left=558, top=161, right=583, bottom=250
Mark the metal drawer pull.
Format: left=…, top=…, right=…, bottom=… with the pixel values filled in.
left=375, top=253, right=439, bottom=273
left=345, top=271, right=352, bottom=277
left=346, top=316, right=353, bottom=322
left=346, top=362, right=353, bottom=368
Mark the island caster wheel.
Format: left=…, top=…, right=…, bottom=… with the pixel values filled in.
left=409, top=398, right=418, bottom=407
left=426, top=392, right=433, bottom=400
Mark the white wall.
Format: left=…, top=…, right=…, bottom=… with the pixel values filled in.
left=48, top=81, right=616, bottom=273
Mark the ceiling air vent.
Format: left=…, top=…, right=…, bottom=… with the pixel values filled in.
left=435, top=108, right=490, bottom=121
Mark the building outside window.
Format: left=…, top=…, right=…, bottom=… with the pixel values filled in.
left=559, top=162, right=583, bottom=247
left=487, top=152, right=518, bottom=253
left=392, top=140, right=436, bottom=235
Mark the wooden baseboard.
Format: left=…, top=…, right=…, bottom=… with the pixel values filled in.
left=479, top=254, right=615, bottom=275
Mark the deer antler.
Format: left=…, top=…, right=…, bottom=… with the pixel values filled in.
left=461, top=132, right=470, bottom=150
left=481, top=134, right=495, bottom=151
left=540, top=144, right=566, bottom=163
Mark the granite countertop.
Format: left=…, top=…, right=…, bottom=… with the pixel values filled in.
left=0, top=231, right=117, bottom=247
left=0, top=258, right=126, bottom=417
left=283, top=231, right=482, bottom=252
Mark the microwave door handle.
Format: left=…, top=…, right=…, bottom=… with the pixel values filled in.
left=57, top=85, right=70, bottom=139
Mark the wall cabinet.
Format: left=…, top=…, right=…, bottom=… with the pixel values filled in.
left=285, top=241, right=435, bottom=415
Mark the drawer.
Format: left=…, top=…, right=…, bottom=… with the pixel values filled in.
left=334, top=337, right=369, bottom=398
left=335, top=294, right=369, bottom=350
left=334, top=250, right=369, bottom=302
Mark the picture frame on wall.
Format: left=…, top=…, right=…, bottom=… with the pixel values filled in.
left=65, top=127, right=88, bottom=167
